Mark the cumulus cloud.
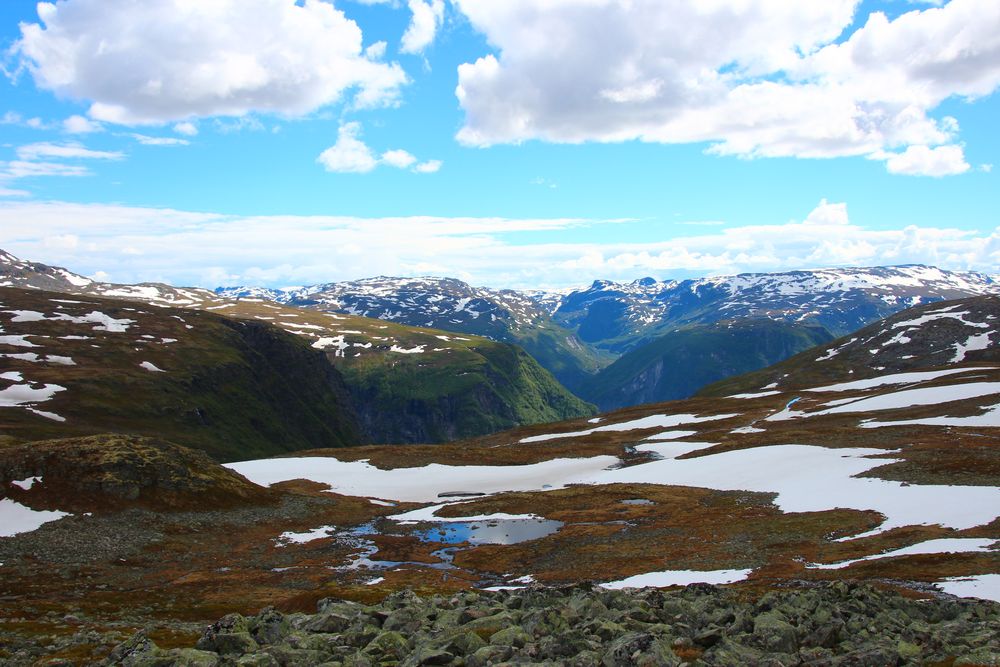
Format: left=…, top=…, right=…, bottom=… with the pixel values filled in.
left=413, top=159, right=442, bottom=173
left=452, top=0, right=1000, bottom=176
left=14, top=0, right=408, bottom=125
left=401, top=0, right=445, bottom=54
left=173, top=122, right=198, bottom=137
left=318, top=122, right=441, bottom=174
left=63, top=114, right=101, bottom=134
left=879, top=144, right=971, bottom=177
left=381, top=149, right=418, bottom=168
left=317, top=122, right=380, bottom=173
left=0, top=199, right=995, bottom=289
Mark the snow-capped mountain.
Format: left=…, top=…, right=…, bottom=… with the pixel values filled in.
left=219, top=276, right=552, bottom=335
left=543, top=265, right=999, bottom=352
left=218, top=276, right=604, bottom=389
left=0, top=249, right=217, bottom=308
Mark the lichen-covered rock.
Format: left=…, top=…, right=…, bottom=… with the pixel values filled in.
left=143, top=582, right=999, bottom=667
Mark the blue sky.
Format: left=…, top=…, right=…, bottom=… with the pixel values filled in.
left=0, top=0, right=997, bottom=288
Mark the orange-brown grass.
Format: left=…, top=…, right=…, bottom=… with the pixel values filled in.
left=446, top=483, right=882, bottom=584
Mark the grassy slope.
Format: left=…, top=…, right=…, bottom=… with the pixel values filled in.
left=578, top=318, right=833, bottom=410
left=218, top=300, right=596, bottom=444
left=0, top=288, right=363, bottom=461
left=335, top=338, right=596, bottom=444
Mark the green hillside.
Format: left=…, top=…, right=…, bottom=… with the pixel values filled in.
left=578, top=318, right=833, bottom=410
left=0, top=287, right=363, bottom=461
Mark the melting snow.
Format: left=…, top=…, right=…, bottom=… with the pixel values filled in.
left=601, top=569, right=753, bottom=590
left=952, top=333, right=993, bottom=362
left=806, top=368, right=994, bottom=393
left=390, top=345, right=426, bottom=354
left=227, top=456, right=619, bottom=504
left=1, top=333, right=45, bottom=348
left=26, top=408, right=65, bottom=422
left=0, top=498, right=70, bottom=537
left=938, top=574, right=1000, bottom=603
left=726, top=391, right=780, bottom=399
left=807, top=538, right=997, bottom=570
left=11, top=476, right=42, bottom=490
left=230, top=443, right=1000, bottom=540
left=861, top=403, right=1000, bottom=429
left=0, top=382, right=66, bottom=406
left=520, top=413, right=737, bottom=444
left=4, top=310, right=135, bottom=332
left=139, top=361, right=165, bottom=372
left=813, top=382, right=1000, bottom=416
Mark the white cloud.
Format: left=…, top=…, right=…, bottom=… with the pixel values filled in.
left=0, top=199, right=995, bottom=289
left=63, top=115, right=102, bottom=134
left=804, top=199, right=850, bottom=226
left=173, top=122, right=198, bottom=137
left=317, top=122, right=380, bottom=173
left=400, top=0, right=445, bottom=54
left=365, top=41, right=388, bottom=60
left=880, top=144, right=971, bottom=177
left=413, top=159, right=442, bottom=173
left=381, top=149, right=418, bottom=168
left=318, top=123, right=441, bottom=173
left=0, top=187, right=30, bottom=197
left=129, top=134, right=191, bottom=147
left=0, top=142, right=124, bottom=186
left=14, top=0, right=408, bottom=124
left=2, top=161, right=91, bottom=179
left=452, top=0, right=1000, bottom=176
left=16, top=142, right=124, bottom=161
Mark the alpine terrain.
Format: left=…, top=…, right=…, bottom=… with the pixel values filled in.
left=2, top=292, right=998, bottom=664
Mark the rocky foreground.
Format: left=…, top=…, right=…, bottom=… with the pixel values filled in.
left=96, top=582, right=999, bottom=667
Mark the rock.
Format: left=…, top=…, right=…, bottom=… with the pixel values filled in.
left=438, top=630, right=487, bottom=656
left=303, top=612, right=353, bottom=634
left=400, top=646, right=455, bottom=666
left=105, top=631, right=171, bottom=667
left=954, top=649, right=1000, bottom=666
left=752, top=611, right=798, bottom=654
left=235, top=654, right=279, bottom=667
left=363, top=630, right=410, bottom=660
left=489, top=625, right=531, bottom=648
left=601, top=632, right=654, bottom=667
left=214, top=632, right=260, bottom=656
left=466, top=644, right=513, bottom=667
left=167, top=649, right=221, bottom=666
left=249, top=608, right=289, bottom=645
left=383, top=607, right=426, bottom=634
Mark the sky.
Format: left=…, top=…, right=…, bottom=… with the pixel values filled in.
left=0, top=0, right=997, bottom=289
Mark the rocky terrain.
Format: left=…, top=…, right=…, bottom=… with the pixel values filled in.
left=94, top=583, right=1000, bottom=667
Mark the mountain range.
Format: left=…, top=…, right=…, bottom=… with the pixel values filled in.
left=3, top=248, right=998, bottom=428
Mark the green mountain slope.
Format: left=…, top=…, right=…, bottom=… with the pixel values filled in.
left=0, top=287, right=363, bottom=461
left=338, top=338, right=596, bottom=443
left=578, top=318, right=833, bottom=411
left=217, top=299, right=596, bottom=443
